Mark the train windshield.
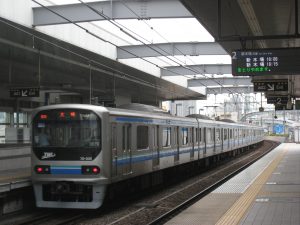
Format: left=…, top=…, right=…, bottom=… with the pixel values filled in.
left=32, top=109, right=101, bottom=161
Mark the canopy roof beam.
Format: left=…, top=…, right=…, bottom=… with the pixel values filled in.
left=162, top=64, right=231, bottom=76
left=33, top=0, right=192, bottom=26
left=188, top=77, right=251, bottom=87
left=117, top=42, right=227, bottom=59
left=206, top=86, right=254, bottom=95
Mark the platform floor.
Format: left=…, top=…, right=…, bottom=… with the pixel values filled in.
left=166, top=143, right=300, bottom=225
left=0, top=145, right=31, bottom=193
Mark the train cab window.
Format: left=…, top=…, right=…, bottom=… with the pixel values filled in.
left=137, top=126, right=149, bottom=150
left=162, top=127, right=171, bottom=148
left=32, top=109, right=101, bottom=161
left=182, top=127, right=189, bottom=145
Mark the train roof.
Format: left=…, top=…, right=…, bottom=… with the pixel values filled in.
left=32, top=104, right=262, bottom=129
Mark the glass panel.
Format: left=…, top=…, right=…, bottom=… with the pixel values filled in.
left=216, top=128, right=220, bottom=142
left=33, top=109, right=100, bottom=148
left=137, top=126, right=149, bottom=150
left=163, top=127, right=171, bottom=147
left=182, top=127, right=188, bottom=145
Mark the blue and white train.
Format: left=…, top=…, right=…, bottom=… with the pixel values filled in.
left=31, top=104, right=264, bottom=209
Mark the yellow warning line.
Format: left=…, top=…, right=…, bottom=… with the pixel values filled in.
left=215, top=146, right=287, bottom=225
left=0, top=173, right=30, bottom=182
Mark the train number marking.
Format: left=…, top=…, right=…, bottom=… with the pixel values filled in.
left=80, top=156, right=92, bottom=161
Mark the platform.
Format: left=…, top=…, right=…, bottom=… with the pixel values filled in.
left=166, top=143, right=300, bottom=225
left=0, top=145, right=31, bottom=193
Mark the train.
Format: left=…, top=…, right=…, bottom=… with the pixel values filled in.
left=31, top=104, right=264, bottom=209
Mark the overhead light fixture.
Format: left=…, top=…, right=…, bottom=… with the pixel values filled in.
left=238, top=0, right=267, bottom=48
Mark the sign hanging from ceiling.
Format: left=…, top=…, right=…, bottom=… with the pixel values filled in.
left=231, top=48, right=300, bottom=76
left=10, top=87, right=40, bottom=97
left=253, top=80, right=288, bottom=92
left=266, top=96, right=289, bottom=105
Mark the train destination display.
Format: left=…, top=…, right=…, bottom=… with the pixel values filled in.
left=232, top=48, right=300, bottom=76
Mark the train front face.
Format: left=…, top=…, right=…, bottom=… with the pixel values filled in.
left=31, top=107, right=108, bottom=209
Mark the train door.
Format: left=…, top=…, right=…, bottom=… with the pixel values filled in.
left=190, top=127, right=194, bottom=159
left=227, top=129, right=230, bottom=149
left=174, top=126, right=180, bottom=162
left=228, top=129, right=236, bottom=149
left=213, top=127, right=216, bottom=152
left=152, top=125, right=159, bottom=168
left=111, top=123, right=118, bottom=177
left=196, top=127, right=200, bottom=159
left=204, top=127, right=207, bottom=154
left=221, top=128, right=224, bottom=151
left=122, top=124, right=132, bottom=175
left=237, top=129, right=240, bottom=146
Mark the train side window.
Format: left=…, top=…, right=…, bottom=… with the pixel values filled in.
left=111, top=124, right=117, bottom=150
left=182, top=127, right=188, bottom=145
left=174, top=127, right=178, bottom=147
left=224, top=129, right=228, bottom=140
left=230, top=129, right=233, bottom=139
left=216, top=128, right=220, bottom=142
left=199, top=128, right=202, bottom=142
left=207, top=128, right=214, bottom=143
left=191, top=128, right=195, bottom=144
left=137, top=125, right=149, bottom=150
left=206, top=128, right=210, bottom=143
left=162, top=127, right=171, bottom=148
left=122, top=125, right=131, bottom=151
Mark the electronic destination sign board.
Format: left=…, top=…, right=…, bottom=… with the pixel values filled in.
left=232, top=48, right=300, bottom=76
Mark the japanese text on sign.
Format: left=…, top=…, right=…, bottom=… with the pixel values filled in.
left=232, top=48, right=300, bottom=76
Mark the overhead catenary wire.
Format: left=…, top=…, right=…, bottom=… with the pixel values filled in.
left=76, top=0, right=218, bottom=92
left=88, top=0, right=251, bottom=101
left=35, top=0, right=246, bottom=99
left=33, top=0, right=253, bottom=104
left=97, top=0, right=250, bottom=100
left=120, top=1, right=255, bottom=103
left=30, top=0, right=198, bottom=98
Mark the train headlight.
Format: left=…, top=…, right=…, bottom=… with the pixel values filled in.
left=35, top=165, right=51, bottom=174
left=82, top=166, right=100, bottom=175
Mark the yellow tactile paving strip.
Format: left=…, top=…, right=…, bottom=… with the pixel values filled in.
left=215, top=146, right=288, bottom=225
left=0, top=170, right=30, bottom=182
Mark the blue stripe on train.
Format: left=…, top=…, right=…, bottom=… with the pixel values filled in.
left=115, top=117, right=153, bottom=123
left=50, top=166, right=82, bottom=175
left=113, top=145, right=217, bottom=166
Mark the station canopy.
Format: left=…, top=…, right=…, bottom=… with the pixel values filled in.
left=181, top=0, right=300, bottom=97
